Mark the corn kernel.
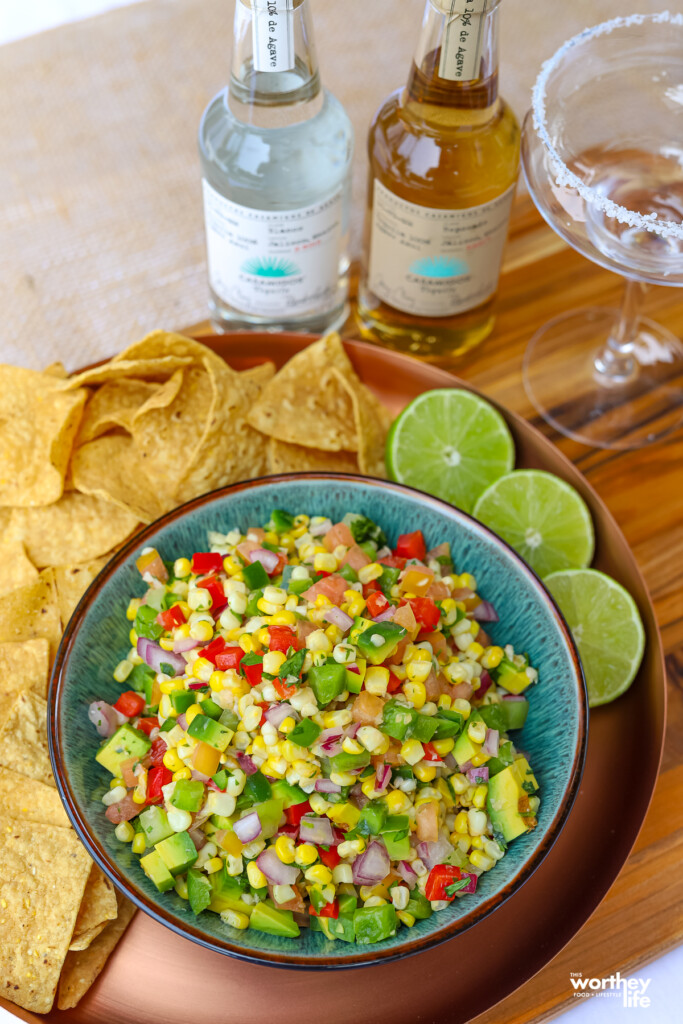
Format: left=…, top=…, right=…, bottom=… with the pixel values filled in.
left=470, top=751, right=489, bottom=767
left=163, top=749, right=184, bottom=772
left=220, top=908, right=249, bottom=929
left=414, top=762, right=437, bottom=783
left=192, top=657, right=214, bottom=681
left=132, top=833, right=146, bottom=854
left=397, top=910, right=416, bottom=928
left=274, top=835, right=296, bottom=864
left=271, top=609, right=296, bottom=626
left=468, top=808, right=488, bottom=836
left=129, top=627, right=138, bottom=646
left=453, top=697, right=471, bottom=719
left=295, top=843, right=318, bottom=866
left=454, top=811, right=469, bottom=834
left=332, top=864, right=353, bottom=885
left=358, top=562, right=383, bottom=584
left=246, top=861, right=268, bottom=889
left=159, top=679, right=184, bottom=694
left=467, top=719, right=487, bottom=744
left=342, top=737, right=363, bottom=755
left=114, top=821, right=135, bottom=842
left=466, top=641, right=484, bottom=661
left=472, top=785, right=488, bottom=809
left=172, top=768, right=192, bottom=782
left=126, top=598, right=141, bottom=621
left=262, top=650, right=287, bottom=676
left=324, top=623, right=343, bottom=645
left=400, top=739, right=425, bottom=766
left=314, top=552, right=338, bottom=573
left=356, top=726, right=385, bottom=754
left=481, top=645, right=504, bottom=670
left=278, top=716, right=295, bottom=735
left=469, top=850, right=495, bottom=871
left=432, top=737, right=455, bottom=756
left=309, top=792, right=331, bottom=814
left=403, top=679, right=428, bottom=709
left=364, top=665, right=390, bottom=696
left=305, top=864, right=332, bottom=885
left=383, top=790, right=411, bottom=814
left=113, top=659, right=133, bottom=683
left=337, top=838, right=366, bottom=858
left=205, top=857, right=223, bottom=874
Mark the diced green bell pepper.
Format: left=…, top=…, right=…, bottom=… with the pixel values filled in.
left=200, top=698, right=223, bottom=720
left=307, top=662, right=347, bottom=707
left=270, top=779, right=308, bottom=808
left=255, top=797, right=285, bottom=838
left=245, top=589, right=263, bottom=616
left=187, top=867, right=212, bottom=915
left=486, top=739, right=516, bottom=777
left=337, top=563, right=358, bottom=583
left=271, top=509, right=295, bottom=532
left=169, top=690, right=196, bottom=715
left=186, top=714, right=233, bottom=751
left=353, top=904, right=397, bottom=944
left=134, top=604, right=163, bottom=641
left=242, top=561, right=270, bottom=590
left=406, top=891, right=433, bottom=920
left=431, top=708, right=465, bottom=740
left=288, top=718, right=321, bottom=747
left=357, top=801, right=387, bottom=835
left=128, top=662, right=155, bottom=693
left=245, top=771, right=272, bottom=803
left=382, top=830, right=411, bottom=860
left=328, top=749, right=371, bottom=773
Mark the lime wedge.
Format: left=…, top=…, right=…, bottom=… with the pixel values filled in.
left=472, top=469, right=594, bottom=578
left=386, top=389, right=515, bottom=513
left=545, top=568, right=645, bottom=707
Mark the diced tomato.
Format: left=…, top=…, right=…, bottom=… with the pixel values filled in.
left=243, top=661, right=264, bottom=687
left=149, top=736, right=167, bottom=766
left=324, top=522, right=354, bottom=552
left=301, top=574, right=347, bottom=606
left=191, top=552, right=224, bottom=575
left=343, top=544, right=371, bottom=571
left=395, top=531, right=426, bottom=561
left=362, top=580, right=381, bottom=599
left=144, top=764, right=172, bottom=806
left=426, top=581, right=450, bottom=601
left=215, top=647, right=245, bottom=672
left=408, top=596, right=441, bottom=631
left=197, top=575, right=227, bottom=613
left=276, top=823, right=299, bottom=838
left=318, top=846, right=341, bottom=869
left=270, top=553, right=288, bottom=577
left=268, top=625, right=302, bottom=654
left=387, top=671, right=403, bottom=694
left=310, top=899, right=339, bottom=919
left=379, top=554, right=407, bottom=570
left=366, top=591, right=390, bottom=617
left=422, top=741, right=441, bottom=762
left=254, top=701, right=269, bottom=726
left=113, top=690, right=146, bottom=718
left=425, top=864, right=463, bottom=902
left=136, top=716, right=159, bottom=736
left=156, top=605, right=186, bottom=630
left=273, top=677, right=298, bottom=699
left=285, top=800, right=312, bottom=826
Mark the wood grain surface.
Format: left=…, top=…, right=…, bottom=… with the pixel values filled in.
left=195, top=196, right=683, bottom=1022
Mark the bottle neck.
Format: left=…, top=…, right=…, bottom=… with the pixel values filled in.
left=228, top=0, right=322, bottom=126
left=405, top=0, right=501, bottom=125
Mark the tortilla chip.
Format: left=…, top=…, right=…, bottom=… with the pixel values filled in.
left=0, top=639, right=50, bottom=722
left=4, top=492, right=139, bottom=567
left=52, top=559, right=108, bottom=626
left=62, top=355, right=192, bottom=389
left=0, top=576, right=62, bottom=663
left=239, top=361, right=276, bottom=386
left=58, top=892, right=136, bottom=1010
left=0, top=367, right=87, bottom=507
left=0, top=814, right=92, bottom=1013
left=0, top=540, right=39, bottom=597
left=132, top=366, right=185, bottom=420
left=72, top=434, right=172, bottom=524
left=0, top=768, right=69, bottom=828
left=247, top=333, right=359, bottom=451
left=0, top=692, right=53, bottom=787
left=69, top=866, right=118, bottom=951
left=112, top=328, right=222, bottom=375
left=43, top=362, right=69, bottom=379
left=267, top=438, right=359, bottom=474
left=332, top=370, right=390, bottom=478
left=77, top=379, right=159, bottom=444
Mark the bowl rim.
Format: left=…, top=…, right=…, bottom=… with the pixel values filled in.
left=49, top=472, right=588, bottom=970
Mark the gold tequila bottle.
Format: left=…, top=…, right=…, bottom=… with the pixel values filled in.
left=358, top=0, right=520, bottom=361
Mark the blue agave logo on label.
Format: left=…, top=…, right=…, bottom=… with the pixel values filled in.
left=409, top=255, right=469, bottom=279
left=241, top=257, right=300, bottom=278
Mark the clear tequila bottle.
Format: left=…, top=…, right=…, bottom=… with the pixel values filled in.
left=199, top=0, right=353, bottom=333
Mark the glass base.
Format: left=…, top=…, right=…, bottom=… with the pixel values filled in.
left=523, top=308, right=683, bottom=449
left=209, top=296, right=349, bottom=337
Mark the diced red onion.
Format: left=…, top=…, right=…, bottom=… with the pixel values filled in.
left=376, top=546, right=392, bottom=559
left=459, top=760, right=473, bottom=774
left=189, top=826, right=207, bottom=852
left=458, top=871, right=478, bottom=895
left=483, top=728, right=499, bottom=756
left=248, top=548, right=280, bottom=574
left=472, top=601, right=499, bottom=623
left=173, top=636, right=201, bottom=653
left=315, top=778, right=342, bottom=794
left=257, top=847, right=300, bottom=885
left=502, top=694, right=527, bottom=702
left=372, top=606, right=395, bottom=623
left=343, top=722, right=360, bottom=739
left=396, top=860, right=418, bottom=889
left=417, top=838, right=453, bottom=870
left=477, top=671, right=493, bottom=699
left=88, top=700, right=124, bottom=737
left=299, top=814, right=335, bottom=846
left=350, top=783, right=369, bottom=810
left=352, top=840, right=390, bottom=885
left=309, top=518, right=332, bottom=537
left=265, top=702, right=295, bottom=728
left=443, top=753, right=457, bottom=770
left=467, top=766, right=489, bottom=785
left=375, top=763, right=392, bottom=790
left=237, top=753, right=259, bottom=776
left=187, top=680, right=206, bottom=691
left=137, top=637, right=186, bottom=677
left=323, top=606, right=354, bottom=632
left=233, top=811, right=262, bottom=844
left=190, top=768, right=211, bottom=783
left=176, top=713, right=188, bottom=731
left=318, top=729, right=343, bottom=756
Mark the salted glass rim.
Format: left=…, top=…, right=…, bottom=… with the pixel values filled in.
left=531, top=10, right=683, bottom=241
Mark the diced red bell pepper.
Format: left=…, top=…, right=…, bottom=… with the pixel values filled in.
left=156, top=605, right=187, bottom=630
left=215, top=647, right=245, bottom=672
left=422, top=742, right=441, bottom=763
left=268, top=625, right=302, bottom=654
left=113, top=690, right=146, bottom=718
left=136, top=716, right=159, bottom=736
left=144, top=764, right=173, bottom=806
left=285, top=800, right=312, bottom=826
left=366, top=591, right=390, bottom=617
left=425, top=864, right=463, bottom=902
left=149, top=737, right=167, bottom=766
left=276, top=823, right=300, bottom=838
left=387, top=671, right=403, bottom=694
left=395, top=531, right=426, bottom=562
left=409, top=596, right=441, bottom=631
left=310, top=899, right=339, bottom=919
left=273, top=677, right=298, bottom=700
left=202, top=635, right=229, bottom=666
left=318, top=845, right=341, bottom=869
left=197, top=575, right=227, bottom=613
left=362, top=580, right=381, bottom=599
left=243, top=661, right=264, bottom=687
left=255, top=701, right=269, bottom=726
left=192, top=552, right=224, bottom=575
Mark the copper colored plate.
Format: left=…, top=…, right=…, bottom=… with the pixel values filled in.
left=24, top=334, right=664, bottom=1024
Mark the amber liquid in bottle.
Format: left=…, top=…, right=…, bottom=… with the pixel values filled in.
left=358, top=0, right=520, bottom=362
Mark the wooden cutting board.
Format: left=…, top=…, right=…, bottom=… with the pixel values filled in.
left=194, top=195, right=683, bottom=1022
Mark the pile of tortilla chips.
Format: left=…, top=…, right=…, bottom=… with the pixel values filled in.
left=0, top=328, right=390, bottom=1014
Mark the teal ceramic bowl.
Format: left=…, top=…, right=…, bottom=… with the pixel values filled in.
left=49, top=474, right=587, bottom=969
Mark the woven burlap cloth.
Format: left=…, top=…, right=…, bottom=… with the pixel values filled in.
left=0, top=0, right=663, bottom=369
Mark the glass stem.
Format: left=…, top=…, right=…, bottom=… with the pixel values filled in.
left=593, top=279, right=643, bottom=386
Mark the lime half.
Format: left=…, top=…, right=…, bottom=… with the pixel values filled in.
left=386, top=389, right=515, bottom=513
left=545, top=568, right=645, bottom=707
left=472, top=469, right=594, bottom=578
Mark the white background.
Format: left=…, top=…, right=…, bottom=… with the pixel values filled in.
left=0, top=2, right=680, bottom=1021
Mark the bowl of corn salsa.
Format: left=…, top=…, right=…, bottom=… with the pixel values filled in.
left=50, top=474, right=587, bottom=968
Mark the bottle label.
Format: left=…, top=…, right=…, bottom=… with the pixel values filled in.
left=435, top=0, right=490, bottom=82
left=368, top=179, right=515, bottom=318
left=252, top=0, right=295, bottom=73
left=202, top=179, right=344, bottom=318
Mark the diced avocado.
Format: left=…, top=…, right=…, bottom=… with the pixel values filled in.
left=255, top=797, right=285, bottom=838
left=200, top=697, right=223, bottom=720
left=249, top=901, right=300, bottom=938
left=495, top=657, right=532, bottom=695
left=170, top=778, right=205, bottom=813
left=155, top=831, right=198, bottom=875
left=501, top=699, right=529, bottom=731
left=186, top=714, right=234, bottom=751
left=140, top=849, right=175, bottom=892
left=307, top=662, right=347, bottom=707
left=219, top=708, right=240, bottom=731
left=138, top=805, right=174, bottom=846
left=95, top=724, right=151, bottom=777
left=210, top=814, right=235, bottom=831
left=349, top=616, right=374, bottom=645
left=327, top=916, right=357, bottom=942
left=210, top=861, right=247, bottom=903
left=345, top=658, right=366, bottom=694
left=209, top=893, right=254, bottom=917
left=410, top=713, right=439, bottom=743
left=382, top=830, right=411, bottom=860
left=477, top=704, right=506, bottom=732
left=288, top=718, right=321, bottom=748
left=381, top=699, right=417, bottom=742
left=487, top=766, right=530, bottom=842
left=169, top=690, right=196, bottom=715
left=513, top=756, right=539, bottom=794
left=187, top=867, right=212, bottom=915
left=270, top=779, right=308, bottom=809
left=453, top=713, right=487, bottom=769
left=356, top=622, right=407, bottom=665
left=337, top=893, right=358, bottom=915
left=353, top=903, right=397, bottom=944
